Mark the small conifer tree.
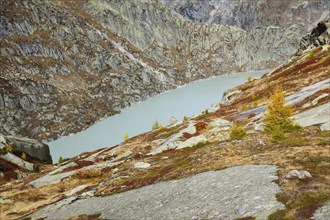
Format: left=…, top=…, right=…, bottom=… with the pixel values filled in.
left=58, top=156, right=63, bottom=164
left=248, top=75, right=252, bottom=83
left=123, top=133, right=129, bottom=142
left=152, top=121, right=160, bottom=130
left=183, top=116, right=188, bottom=123
left=230, top=125, right=247, bottom=140
left=263, top=84, right=299, bottom=141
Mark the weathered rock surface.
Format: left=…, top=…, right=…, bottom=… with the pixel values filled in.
left=134, top=162, right=151, bottom=169
left=164, top=0, right=330, bottom=67
left=0, top=153, right=37, bottom=172
left=320, top=122, right=330, bottom=131
left=313, top=202, right=330, bottom=220
left=1, top=0, right=328, bottom=141
left=1, top=133, right=52, bottom=164
left=286, top=170, right=312, bottom=180
left=294, top=103, right=330, bottom=127
left=30, top=165, right=283, bottom=220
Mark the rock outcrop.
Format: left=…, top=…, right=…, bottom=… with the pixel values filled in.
left=296, top=19, right=330, bottom=55
left=164, top=0, right=330, bottom=66
left=1, top=0, right=328, bottom=141
left=30, top=165, right=283, bottom=220
left=0, top=133, right=52, bottom=164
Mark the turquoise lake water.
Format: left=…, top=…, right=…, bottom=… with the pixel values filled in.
left=49, top=70, right=268, bottom=162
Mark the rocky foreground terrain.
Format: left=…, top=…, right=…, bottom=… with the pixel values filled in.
left=0, top=18, right=329, bottom=219
left=1, top=0, right=329, bottom=141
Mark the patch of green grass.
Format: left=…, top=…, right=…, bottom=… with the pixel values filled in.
left=306, top=52, right=314, bottom=59
left=230, top=126, right=247, bottom=140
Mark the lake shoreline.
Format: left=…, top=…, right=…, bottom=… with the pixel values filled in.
left=49, top=70, right=269, bottom=162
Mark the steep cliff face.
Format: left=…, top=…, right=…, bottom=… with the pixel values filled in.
left=1, top=0, right=175, bottom=140
left=0, top=0, right=327, bottom=140
left=163, top=0, right=330, bottom=65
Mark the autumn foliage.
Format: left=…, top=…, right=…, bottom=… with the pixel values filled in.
left=263, top=84, right=299, bottom=141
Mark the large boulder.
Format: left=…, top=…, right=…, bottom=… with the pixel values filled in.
left=1, top=134, right=52, bottom=164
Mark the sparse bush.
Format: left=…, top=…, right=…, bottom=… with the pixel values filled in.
left=306, top=52, right=314, bottom=59
left=263, top=85, right=300, bottom=141
left=248, top=75, right=252, bottom=83
left=21, top=152, right=27, bottom=160
left=183, top=116, right=188, bottom=123
left=253, top=101, right=258, bottom=107
left=230, top=125, right=247, bottom=140
left=58, top=156, right=63, bottom=164
left=123, top=133, right=129, bottom=142
left=152, top=121, right=160, bottom=130
left=159, top=124, right=165, bottom=130
left=5, top=145, right=13, bottom=152
left=202, top=109, right=209, bottom=115
left=241, top=104, right=248, bottom=111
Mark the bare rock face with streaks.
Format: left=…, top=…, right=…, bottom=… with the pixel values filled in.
left=1, top=0, right=329, bottom=141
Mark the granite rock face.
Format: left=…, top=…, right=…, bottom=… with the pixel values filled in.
left=1, top=0, right=328, bottom=140
left=0, top=133, right=52, bottom=164
left=164, top=0, right=330, bottom=66
left=30, top=165, right=284, bottom=220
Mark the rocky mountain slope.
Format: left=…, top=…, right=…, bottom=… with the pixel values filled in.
left=1, top=0, right=328, bottom=141
left=0, top=20, right=329, bottom=219
left=164, top=0, right=329, bottom=67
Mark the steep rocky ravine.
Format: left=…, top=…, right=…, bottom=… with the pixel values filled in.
left=0, top=0, right=328, bottom=141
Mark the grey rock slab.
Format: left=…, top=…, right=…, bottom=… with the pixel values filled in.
left=294, top=102, right=330, bottom=127
left=148, top=122, right=198, bottom=155
left=134, top=162, right=151, bottom=169
left=286, top=79, right=330, bottom=106
left=111, top=150, right=132, bottom=162
left=313, top=202, right=330, bottom=220
left=30, top=165, right=283, bottom=220
left=0, top=153, right=36, bottom=172
left=28, top=170, right=76, bottom=188
left=28, top=161, right=122, bottom=188
left=234, top=80, right=330, bottom=121
left=66, top=185, right=89, bottom=197
left=254, top=123, right=265, bottom=132
left=4, top=134, right=52, bottom=164
left=320, top=122, right=330, bottom=131
left=29, top=162, right=78, bottom=187
left=209, top=118, right=232, bottom=130
left=176, top=135, right=208, bottom=149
